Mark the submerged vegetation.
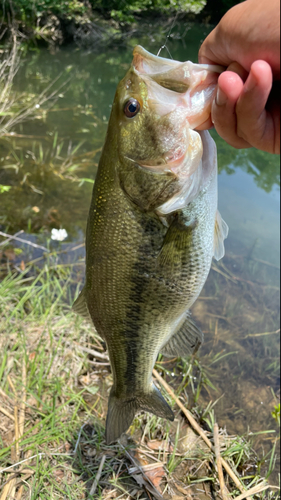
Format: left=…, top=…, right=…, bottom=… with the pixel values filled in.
left=0, top=38, right=68, bottom=137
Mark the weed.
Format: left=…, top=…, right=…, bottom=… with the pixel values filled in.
left=0, top=267, right=279, bottom=499
left=0, top=35, right=69, bottom=137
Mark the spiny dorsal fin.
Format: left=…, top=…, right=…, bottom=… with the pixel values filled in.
left=161, top=311, right=203, bottom=358
left=214, top=210, right=228, bottom=261
left=72, top=288, right=92, bottom=322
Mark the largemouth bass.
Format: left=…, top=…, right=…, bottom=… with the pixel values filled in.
left=73, top=46, right=228, bottom=444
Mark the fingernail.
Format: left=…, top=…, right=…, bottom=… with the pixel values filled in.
left=216, top=87, right=227, bottom=106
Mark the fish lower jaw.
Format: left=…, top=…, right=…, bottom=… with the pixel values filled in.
left=127, top=143, right=188, bottom=174
left=137, top=130, right=203, bottom=182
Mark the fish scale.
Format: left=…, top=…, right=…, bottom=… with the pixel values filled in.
left=73, top=46, right=228, bottom=444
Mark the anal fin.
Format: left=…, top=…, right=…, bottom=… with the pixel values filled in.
left=214, top=210, right=228, bottom=261
left=161, top=311, right=203, bottom=358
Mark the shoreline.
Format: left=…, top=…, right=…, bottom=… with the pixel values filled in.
left=0, top=8, right=214, bottom=49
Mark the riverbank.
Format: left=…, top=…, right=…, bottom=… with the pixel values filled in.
left=0, top=0, right=239, bottom=49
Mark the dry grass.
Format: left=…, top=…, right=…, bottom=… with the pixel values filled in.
left=0, top=264, right=279, bottom=499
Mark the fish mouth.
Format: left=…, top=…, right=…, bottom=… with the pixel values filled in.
left=132, top=46, right=181, bottom=75
left=128, top=134, right=202, bottom=179
left=133, top=45, right=224, bottom=77
left=138, top=147, right=186, bottom=169
left=133, top=45, right=224, bottom=129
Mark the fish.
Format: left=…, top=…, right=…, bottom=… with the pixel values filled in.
left=73, top=46, right=228, bottom=445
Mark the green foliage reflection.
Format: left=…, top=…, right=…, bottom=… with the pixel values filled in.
left=213, top=132, right=280, bottom=193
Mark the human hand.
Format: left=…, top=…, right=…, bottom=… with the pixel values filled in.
left=198, top=0, right=280, bottom=154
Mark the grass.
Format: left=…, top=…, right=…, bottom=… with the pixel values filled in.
left=0, top=263, right=279, bottom=499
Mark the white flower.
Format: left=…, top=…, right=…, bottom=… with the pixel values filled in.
left=51, top=228, right=68, bottom=241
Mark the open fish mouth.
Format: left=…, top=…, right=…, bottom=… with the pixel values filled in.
left=127, top=130, right=203, bottom=181
left=132, top=45, right=224, bottom=130
left=133, top=46, right=191, bottom=93
left=133, top=45, right=223, bottom=81
left=120, top=46, right=223, bottom=206
left=132, top=146, right=187, bottom=170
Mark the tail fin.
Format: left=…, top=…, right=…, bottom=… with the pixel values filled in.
left=106, top=385, right=174, bottom=444
left=106, top=391, right=137, bottom=445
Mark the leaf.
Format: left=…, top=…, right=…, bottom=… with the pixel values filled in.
left=78, top=178, right=95, bottom=186
left=131, top=473, right=165, bottom=500
left=145, top=465, right=165, bottom=492
left=85, top=386, right=99, bottom=395
left=124, top=447, right=165, bottom=500
left=0, top=185, right=12, bottom=193
left=147, top=439, right=173, bottom=453
left=4, top=249, right=16, bottom=260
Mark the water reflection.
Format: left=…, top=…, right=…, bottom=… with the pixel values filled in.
left=1, top=29, right=279, bottom=241
left=215, top=132, right=280, bottom=193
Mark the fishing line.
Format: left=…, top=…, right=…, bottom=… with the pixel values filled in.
left=156, top=14, right=178, bottom=59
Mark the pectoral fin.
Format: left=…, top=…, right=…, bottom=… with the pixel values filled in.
left=161, top=311, right=203, bottom=358
left=157, top=215, right=196, bottom=276
left=213, top=210, right=229, bottom=261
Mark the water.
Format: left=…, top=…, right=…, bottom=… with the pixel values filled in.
left=0, top=22, right=279, bottom=474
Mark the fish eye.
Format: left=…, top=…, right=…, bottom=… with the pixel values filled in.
left=124, top=98, right=140, bottom=118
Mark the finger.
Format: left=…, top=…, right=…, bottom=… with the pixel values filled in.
left=236, top=60, right=279, bottom=153
left=227, top=62, right=248, bottom=82
left=198, top=13, right=235, bottom=68
left=198, top=29, right=227, bottom=67
left=195, top=117, right=214, bottom=131
left=196, top=62, right=249, bottom=132
left=211, top=71, right=251, bottom=148
left=266, top=82, right=281, bottom=154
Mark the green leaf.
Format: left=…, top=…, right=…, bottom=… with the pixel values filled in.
left=272, top=403, right=280, bottom=425
left=85, top=386, right=99, bottom=395
left=0, top=185, right=12, bottom=194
